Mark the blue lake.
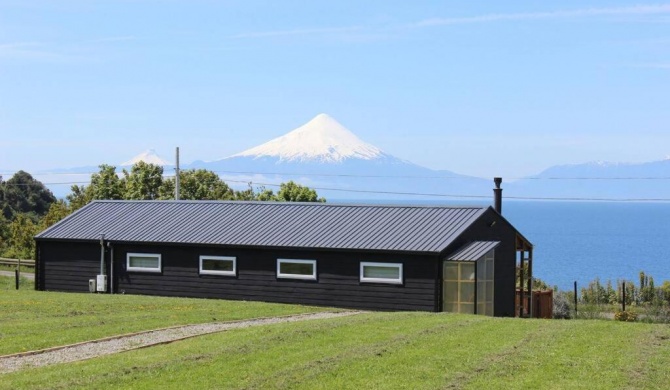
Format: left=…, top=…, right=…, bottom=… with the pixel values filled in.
left=503, top=201, right=670, bottom=290
left=341, top=199, right=670, bottom=290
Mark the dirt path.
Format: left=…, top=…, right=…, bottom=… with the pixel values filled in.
left=0, top=311, right=362, bottom=374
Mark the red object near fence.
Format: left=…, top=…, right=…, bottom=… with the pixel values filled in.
left=516, top=289, right=553, bottom=319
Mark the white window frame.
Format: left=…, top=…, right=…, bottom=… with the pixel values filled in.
left=276, top=258, right=317, bottom=280
left=126, top=253, right=162, bottom=273
left=360, top=262, right=403, bottom=285
left=199, top=255, right=237, bottom=276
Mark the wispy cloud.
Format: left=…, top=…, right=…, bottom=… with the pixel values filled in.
left=414, top=4, right=670, bottom=27
left=229, top=5, right=670, bottom=42
left=0, top=36, right=137, bottom=63
left=231, top=26, right=363, bottom=39
left=0, top=42, right=40, bottom=50
left=0, top=42, right=71, bottom=61
left=85, top=36, right=137, bottom=44
left=632, top=62, right=670, bottom=69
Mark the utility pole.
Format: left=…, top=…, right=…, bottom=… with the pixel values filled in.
left=175, top=147, right=180, bottom=200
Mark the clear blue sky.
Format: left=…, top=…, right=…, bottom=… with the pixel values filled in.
left=1, top=1, right=669, bottom=178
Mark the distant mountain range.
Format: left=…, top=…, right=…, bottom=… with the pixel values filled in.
left=7, top=113, right=669, bottom=201
left=507, top=159, right=670, bottom=200
left=121, top=149, right=170, bottom=166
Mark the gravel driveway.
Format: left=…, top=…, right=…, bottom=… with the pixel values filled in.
left=0, top=311, right=362, bottom=374
left=0, top=270, right=34, bottom=280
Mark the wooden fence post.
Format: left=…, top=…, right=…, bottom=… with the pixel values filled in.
left=574, top=281, right=578, bottom=316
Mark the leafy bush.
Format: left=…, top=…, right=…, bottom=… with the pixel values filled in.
left=575, top=303, right=608, bottom=320
left=639, top=304, right=670, bottom=324
left=614, top=310, right=637, bottom=322
left=553, top=291, right=572, bottom=319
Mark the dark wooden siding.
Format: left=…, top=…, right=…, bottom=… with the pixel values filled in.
left=36, top=208, right=524, bottom=315
left=114, top=244, right=438, bottom=311
left=440, top=208, right=519, bottom=317
left=37, top=241, right=102, bottom=293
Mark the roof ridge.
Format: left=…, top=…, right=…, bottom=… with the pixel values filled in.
left=88, top=199, right=489, bottom=210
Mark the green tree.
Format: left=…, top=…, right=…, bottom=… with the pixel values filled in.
left=123, top=161, right=164, bottom=200
left=39, top=200, right=71, bottom=231
left=515, top=263, right=550, bottom=290
left=0, top=213, right=9, bottom=255
left=63, top=165, right=325, bottom=206
left=254, top=186, right=277, bottom=201
left=605, top=280, right=617, bottom=304
left=65, top=165, right=123, bottom=211
left=616, top=279, right=637, bottom=306
left=66, top=184, right=91, bottom=212
left=0, top=171, right=56, bottom=219
left=660, top=281, right=670, bottom=305
left=4, top=214, right=38, bottom=259
left=160, top=169, right=236, bottom=200
left=638, top=271, right=657, bottom=304
left=90, top=164, right=123, bottom=200
left=277, top=181, right=325, bottom=202
left=233, top=183, right=257, bottom=201
left=581, top=278, right=608, bottom=304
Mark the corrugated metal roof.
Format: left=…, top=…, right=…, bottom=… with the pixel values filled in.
left=447, top=241, right=500, bottom=261
left=35, top=201, right=491, bottom=253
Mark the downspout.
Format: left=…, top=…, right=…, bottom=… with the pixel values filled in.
left=108, top=242, right=114, bottom=294
left=99, top=233, right=105, bottom=276
left=99, top=233, right=106, bottom=293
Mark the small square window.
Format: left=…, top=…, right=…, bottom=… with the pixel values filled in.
left=277, top=259, right=317, bottom=280
left=127, top=253, right=161, bottom=273
left=200, top=256, right=236, bottom=276
left=360, top=262, right=403, bottom=285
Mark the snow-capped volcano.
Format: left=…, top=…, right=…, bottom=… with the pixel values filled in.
left=230, top=113, right=386, bottom=163
left=121, top=149, right=170, bottom=166
left=185, top=113, right=490, bottom=200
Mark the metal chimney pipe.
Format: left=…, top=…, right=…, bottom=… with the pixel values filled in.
left=493, top=177, right=502, bottom=214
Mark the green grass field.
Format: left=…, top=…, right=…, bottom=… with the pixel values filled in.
left=0, top=276, right=333, bottom=356
left=2, top=276, right=669, bottom=389
left=0, top=264, right=34, bottom=274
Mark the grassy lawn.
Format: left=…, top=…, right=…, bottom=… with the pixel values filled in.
left=0, top=276, right=335, bottom=356
left=2, top=309, right=669, bottom=389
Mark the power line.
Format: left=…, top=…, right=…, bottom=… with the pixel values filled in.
left=222, top=179, right=492, bottom=199
left=221, top=178, right=670, bottom=202
left=2, top=169, right=670, bottom=181
left=513, top=176, right=670, bottom=181
left=216, top=170, right=471, bottom=179
left=2, top=175, right=669, bottom=202
left=214, top=170, right=670, bottom=181
left=1, top=182, right=90, bottom=186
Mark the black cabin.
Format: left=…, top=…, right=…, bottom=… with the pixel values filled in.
left=34, top=200, right=533, bottom=317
